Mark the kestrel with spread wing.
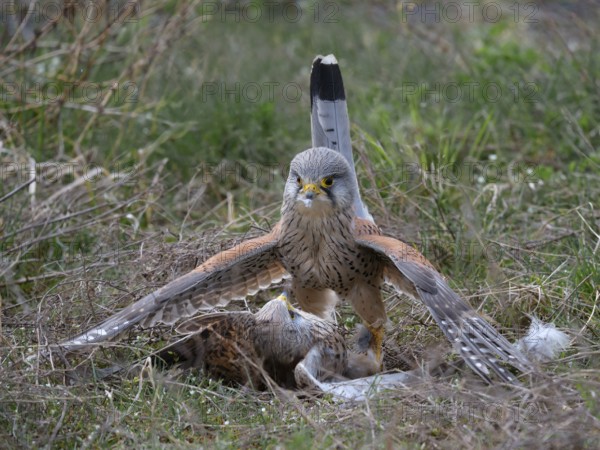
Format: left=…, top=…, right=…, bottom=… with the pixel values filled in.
left=57, top=56, right=532, bottom=384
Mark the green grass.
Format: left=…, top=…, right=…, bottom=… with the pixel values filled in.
left=1, top=0, right=599, bottom=448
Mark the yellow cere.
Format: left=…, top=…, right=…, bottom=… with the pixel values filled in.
left=302, top=183, right=320, bottom=194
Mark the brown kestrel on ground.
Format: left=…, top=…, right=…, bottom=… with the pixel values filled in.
left=57, top=55, right=532, bottom=384
left=156, top=293, right=378, bottom=390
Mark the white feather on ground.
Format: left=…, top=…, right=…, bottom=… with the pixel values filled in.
left=515, top=317, right=570, bottom=362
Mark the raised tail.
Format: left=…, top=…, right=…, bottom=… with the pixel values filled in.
left=310, top=54, right=373, bottom=222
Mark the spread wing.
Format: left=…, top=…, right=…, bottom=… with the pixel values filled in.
left=58, top=225, right=289, bottom=352
left=354, top=221, right=532, bottom=384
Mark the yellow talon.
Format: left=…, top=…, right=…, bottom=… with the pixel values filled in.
left=367, top=325, right=385, bottom=368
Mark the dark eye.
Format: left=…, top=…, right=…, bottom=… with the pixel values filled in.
left=296, top=176, right=302, bottom=185
left=321, top=176, right=333, bottom=188
left=289, top=309, right=296, bottom=319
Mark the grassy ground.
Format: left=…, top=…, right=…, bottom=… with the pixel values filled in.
left=1, top=0, right=599, bottom=448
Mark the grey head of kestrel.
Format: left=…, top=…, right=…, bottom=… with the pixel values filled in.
left=282, top=147, right=356, bottom=216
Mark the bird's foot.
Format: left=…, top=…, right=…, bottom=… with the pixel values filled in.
left=365, top=324, right=385, bottom=370
left=352, top=323, right=385, bottom=371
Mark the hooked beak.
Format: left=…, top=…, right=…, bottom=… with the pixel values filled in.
left=275, top=292, right=294, bottom=310
left=301, top=183, right=321, bottom=199
left=298, top=183, right=322, bottom=208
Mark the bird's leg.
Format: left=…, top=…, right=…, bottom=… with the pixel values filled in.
left=350, top=322, right=385, bottom=369
left=365, top=325, right=385, bottom=367
left=346, top=284, right=387, bottom=369
left=291, top=284, right=339, bottom=322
